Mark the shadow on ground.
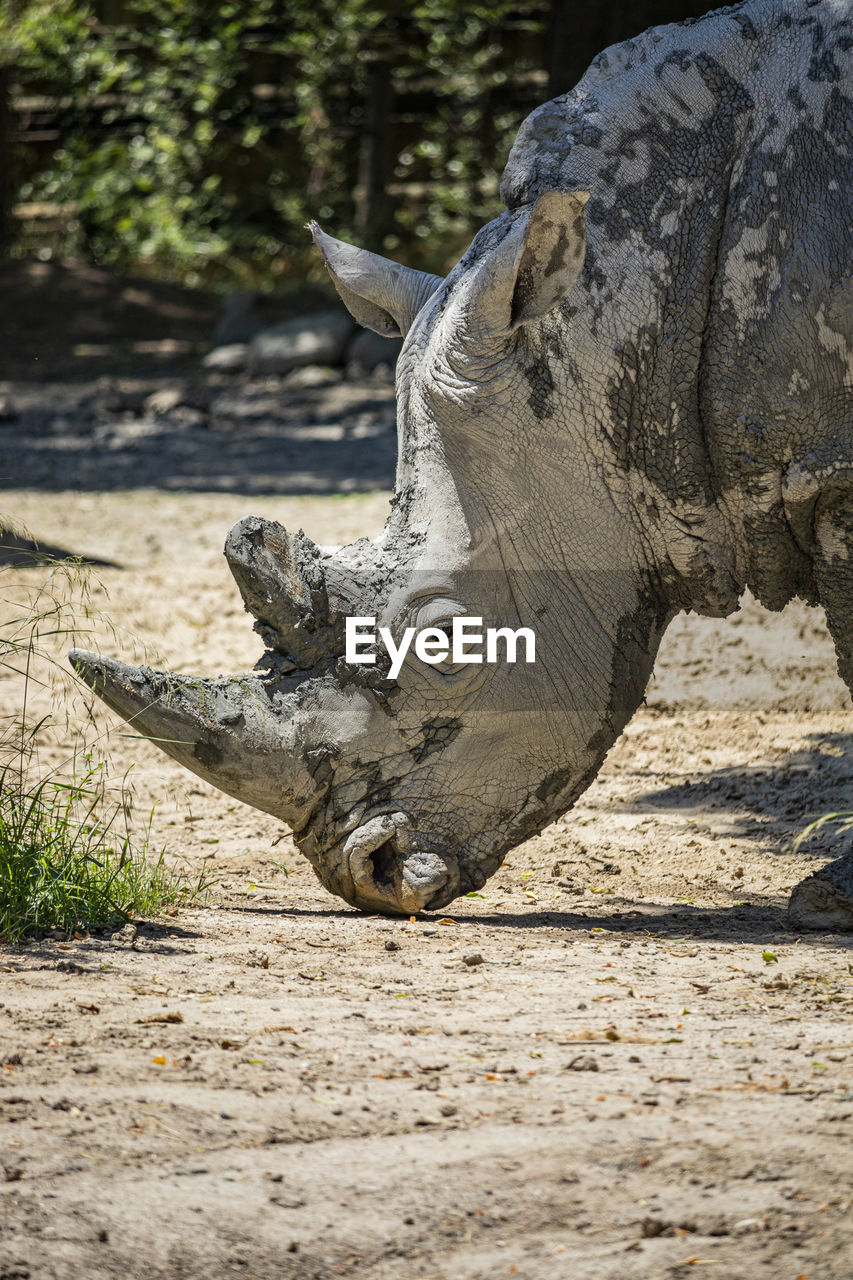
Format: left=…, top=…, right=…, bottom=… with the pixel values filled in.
left=0, top=531, right=121, bottom=568
left=622, top=732, right=853, bottom=853
left=1, top=373, right=398, bottom=495
left=0, top=259, right=220, bottom=384
left=207, top=898, right=851, bottom=946
left=2, top=418, right=398, bottom=495
left=4, top=920, right=205, bottom=965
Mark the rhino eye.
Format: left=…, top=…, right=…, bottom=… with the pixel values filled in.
left=418, top=617, right=474, bottom=678
left=413, top=596, right=464, bottom=632
left=403, top=596, right=484, bottom=682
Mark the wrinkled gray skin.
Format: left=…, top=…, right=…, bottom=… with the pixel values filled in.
left=71, top=0, right=853, bottom=925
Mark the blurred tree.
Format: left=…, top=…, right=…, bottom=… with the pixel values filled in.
left=2, top=0, right=716, bottom=286
left=0, top=67, right=11, bottom=255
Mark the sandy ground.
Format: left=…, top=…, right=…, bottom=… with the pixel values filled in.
left=1, top=371, right=852, bottom=1279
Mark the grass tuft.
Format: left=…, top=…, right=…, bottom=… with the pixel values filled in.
left=0, top=750, right=208, bottom=943
left=1, top=523, right=209, bottom=943
left=791, top=810, right=853, bottom=853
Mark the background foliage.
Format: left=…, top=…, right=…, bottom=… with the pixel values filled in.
left=2, top=0, right=709, bottom=288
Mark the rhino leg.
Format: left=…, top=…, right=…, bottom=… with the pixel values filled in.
left=785, top=487, right=853, bottom=932
left=785, top=445, right=853, bottom=695
left=788, top=855, right=853, bottom=932
left=813, top=493, right=853, bottom=694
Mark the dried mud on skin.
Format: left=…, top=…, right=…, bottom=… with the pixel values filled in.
left=2, top=484, right=852, bottom=1280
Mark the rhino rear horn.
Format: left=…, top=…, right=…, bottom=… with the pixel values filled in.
left=225, top=516, right=342, bottom=668
left=310, top=222, right=443, bottom=337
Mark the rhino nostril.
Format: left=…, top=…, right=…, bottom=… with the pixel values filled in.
left=368, top=839, right=399, bottom=889
left=343, top=813, right=457, bottom=915
left=344, top=813, right=411, bottom=910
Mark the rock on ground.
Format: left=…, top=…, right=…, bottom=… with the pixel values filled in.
left=247, top=309, right=356, bottom=376
left=345, top=327, right=404, bottom=372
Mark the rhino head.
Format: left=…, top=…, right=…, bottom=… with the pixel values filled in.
left=70, top=191, right=672, bottom=915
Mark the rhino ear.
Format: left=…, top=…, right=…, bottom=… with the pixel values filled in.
left=310, top=223, right=443, bottom=338
left=464, top=190, right=590, bottom=339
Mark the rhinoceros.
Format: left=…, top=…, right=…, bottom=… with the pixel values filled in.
left=71, top=0, right=853, bottom=926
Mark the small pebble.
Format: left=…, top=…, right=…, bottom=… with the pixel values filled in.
left=110, top=923, right=138, bottom=945
left=463, top=953, right=484, bottom=967
left=385, top=939, right=400, bottom=952
left=565, top=1054, right=599, bottom=1072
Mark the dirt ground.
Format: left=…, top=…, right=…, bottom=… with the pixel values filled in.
left=1, top=323, right=853, bottom=1278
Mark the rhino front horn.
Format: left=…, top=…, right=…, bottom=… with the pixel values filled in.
left=68, top=650, right=327, bottom=831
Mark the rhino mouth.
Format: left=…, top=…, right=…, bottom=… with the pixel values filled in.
left=340, top=812, right=459, bottom=915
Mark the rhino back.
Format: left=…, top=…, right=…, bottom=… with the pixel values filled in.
left=705, top=5, right=853, bottom=610
left=500, top=0, right=853, bottom=615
